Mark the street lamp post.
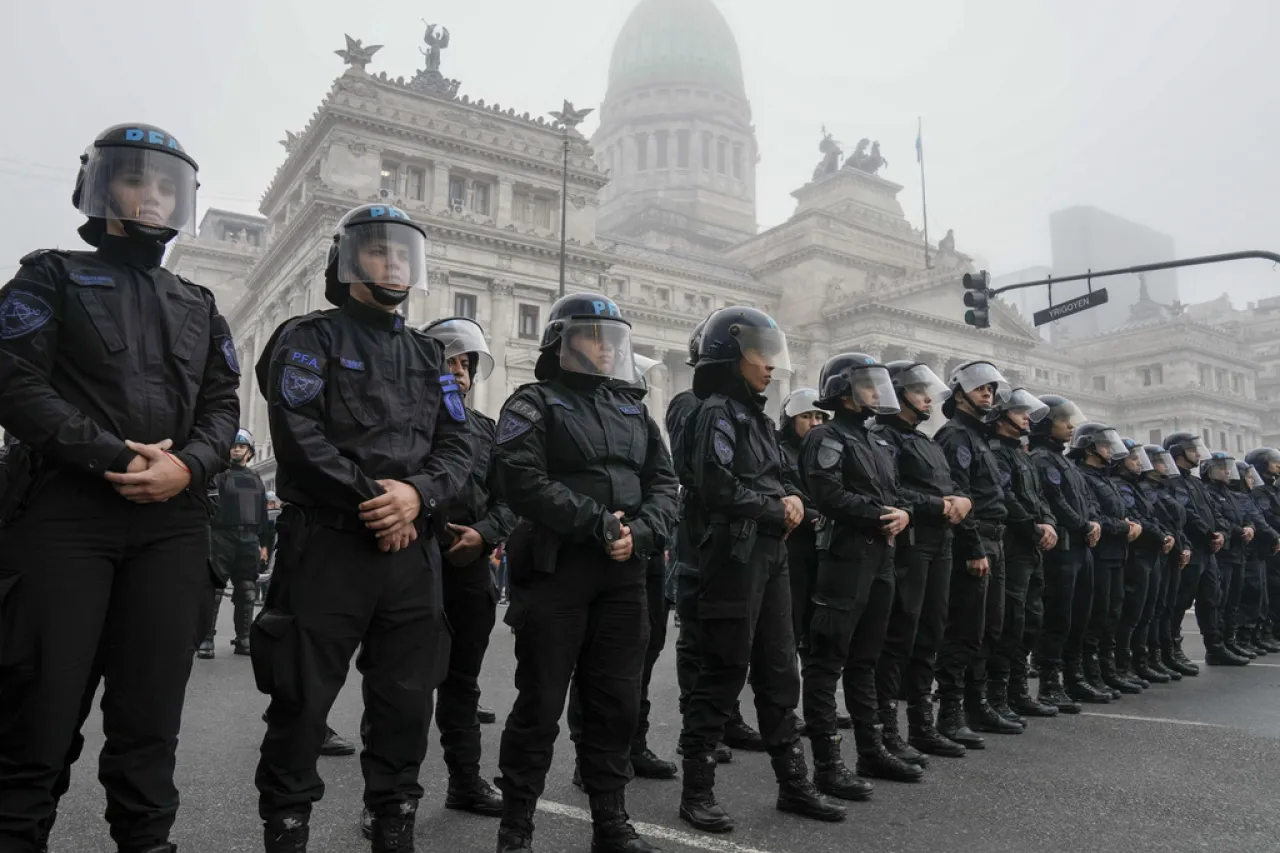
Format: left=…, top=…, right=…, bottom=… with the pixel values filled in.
left=549, top=100, right=593, bottom=299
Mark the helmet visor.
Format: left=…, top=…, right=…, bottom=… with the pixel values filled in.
left=1201, top=455, right=1239, bottom=482
left=632, top=353, right=660, bottom=385
left=1148, top=448, right=1177, bottom=477
left=1004, top=388, right=1050, bottom=423
left=952, top=362, right=1011, bottom=397
left=1125, top=445, right=1154, bottom=473
left=783, top=388, right=827, bottom=419
left=560, top=318, right=634, bottom=380
left=1181, top=437, right=1212, bottom=464
left=77, top=146, right=199, bottom=235
left=423, top=318, right=494, bottom=380
left=1245, top=465, right=1266, bottom=490
left=1092, top=428, right=1128, bottom=460
left=897, top=365, right=951, bottom=402
left=337, top=222, right=428, bottom=290
left=734, top=326, right=792, bottom=377
left=844, top=366, right=900, bottom=415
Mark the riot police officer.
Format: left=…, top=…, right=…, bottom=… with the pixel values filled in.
left=0, top=123, right=240, bottom=853
left=1072, top=423, right=1142, bottom=697
left=800, top=353, right=921, bottom=793
left=1201, top=453, right=1256, bottom=662
left=493, top=293, right=678, bottom=853
left=985, top=390, right=1059, bottom=724
left=1028, top=395, right=1098, bottom=712
left=1132, top=445, right=1188, bottom=683
left=1229, top=460, right=1278, bottom=656
left=934, top=361, right=1018, bottom=744
left=678, top=307, right=844, bottom=832
left=200, top=428, right=271, bottom=659
left=872, top=361, right=970, bottom=759
left=1242, top=449, right=1280, bottom=650
left=253, top=203, right=473, bottom=852
left=777, top=388, right=829, bottom=657
left=1162, top=433, right=1235, bottom=669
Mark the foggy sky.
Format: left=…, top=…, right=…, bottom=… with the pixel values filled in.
left=4, top=0, right=1278, bottom=310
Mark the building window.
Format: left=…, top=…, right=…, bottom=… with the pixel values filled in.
left=1057, top=372, right=1072, bottom=388
left=656, top=130, right=669, bottom=168
left=1219, top=430, right=1228, bottom=450
left=1149, top=428, right=1162, bottom=445
left=1034, top=367, right=1050, bottom=381
left=1199, top=364, right=1212, bottom=387
left=677, top=131, right=691, bottom=168
left=1203, top=428, right=1212, bottom=446
left=702, top=133, right=712, bottom=169
left=636, top=133, right=649, bottom=171
left=380, top=160, right=399, bottom=194
left=406, top=167, right=425, bottom=202
left=1237, top=434, right=1245, bottom=453
left=518, top=304, right=540, bottom=339
left=1092, top=375, right=1107, bottom=392
left=454, top=293, right=477, bottom=319
left=1232, top=373, right=1242, bottom=393
left=449, top=176, right=466, bottom=208
left=716, top=139, right=727, bottom=174
left=732, top=144, right=743, bottom=179
left=471, top=182, right=491, bottom=216
left=1140, top=364, right=1164, bottom=387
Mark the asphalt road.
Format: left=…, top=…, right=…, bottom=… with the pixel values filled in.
left=48, top=608, right=1280, bottom=853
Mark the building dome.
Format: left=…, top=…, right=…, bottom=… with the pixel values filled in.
left=606, top=0, right=746, bottom=100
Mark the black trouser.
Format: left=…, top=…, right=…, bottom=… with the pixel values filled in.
left=802, top=537, right=894, bottom=734
left=1084, top=551, right=1125, bottom=657
left=0, top=473, right=209, bottom=852
left=1174, top=553, right=1220, bottom=647
left=207, top=526, right=261, bottom=646
left=786, top=528, right=819, bottom=653
left=1159, top=553, right=1184, bottom=649
left=498, top=543, right=648, bottom=801
left=436, top=551, right=498, bottom=777
left=1115, top=549, right=1155, bottom=660
left=1019, top=547, right=1046, bottom=682
left=253, top=508, right=447, bottom=822
left=569, top=561, right=669, bottom=754
left=1064, top=550, right=1095, bottom=665
left=1267, top=554, right=1280, bottom=624
left=876, top=528, right=950, bottom=706
left=680, top=533, right=799, bottom=764
left=1036, top=546, right=1089, bottom=669
left=1133, top=554, right=1169, bottom=658
left=989, top=538, right=1038, bottom=688
left=1239, top=554, right=1268, bottom=627
left=936, top=530, right=1004, bottom=699
left=1220, top=551, right=1246, bottom=639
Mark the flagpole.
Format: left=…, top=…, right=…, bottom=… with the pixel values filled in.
left=917, top=116, right=931, bottom=270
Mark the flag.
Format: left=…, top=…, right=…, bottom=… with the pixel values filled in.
left=915, top=120, right=923, bottom=164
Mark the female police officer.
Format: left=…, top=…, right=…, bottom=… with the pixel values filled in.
left=492, top=293, right=678, bottom=853
left=0, top=123, right=240, bottom=853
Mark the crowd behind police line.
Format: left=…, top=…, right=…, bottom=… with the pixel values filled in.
left=1, top=124, right=1279, bottom=853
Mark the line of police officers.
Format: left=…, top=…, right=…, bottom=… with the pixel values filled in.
left=3, top=123, right=1280, bottom=853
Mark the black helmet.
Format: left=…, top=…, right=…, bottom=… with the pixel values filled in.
left=696, top=306, right=791, bottom=374
left=1200, top=451, right=1239, bottom=484
left=325, top=204, right=428, bottom=308
left=817, top=352, right=899, bottom=414
left=1029, top=394, right=1087, bottom=438
left=1145, top=444, right=1177, bottom=479
left=941, top=360, right=1009, bottom=418
left=1117, top=437, right=1153, bottom=474
left=986, top=387, right=1049, bottom=430
left=537, top=292, right=634, bottom=380
left=686, top=317, right=710, bottom=367
left=232, top=427, right=256, bottom=462
left=1068, top=422, right=1126, bottom=461
left=884, top=360, right=949, bottom=421
left=1245, top=447, right=1280, bottom=478
left=1236, top=459, right=1264, bottom=490
left=420, top=316, right=494, bottom=380
left=1163, top=432, right=1209, bottom=464
left=73, top=123, right=200, bottom=246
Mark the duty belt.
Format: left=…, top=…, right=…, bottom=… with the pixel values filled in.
left=976, top=520, right=1006, bottom=538
left=308, top=505, right=432, bottom=538
left=708, top=511, right=787, bottom=538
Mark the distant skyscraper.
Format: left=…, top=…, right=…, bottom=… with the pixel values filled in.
left=1047, top=206, right=1178, bottom=343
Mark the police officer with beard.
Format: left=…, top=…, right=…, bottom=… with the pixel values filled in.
left=678, top=307, right=844, bottom=833
left=800, top=353, right=921, bottom=795
left=933, top=361, right=1017, bottom=746
left=0, top=123, right=239, bottom=853
left=776, top=388, right=829, bottom=659
left=253, top=203, right=472, bottom=852
left=1131, top=446, right=1188, bottom=684
left=872, top=362, right=971, bottom=760
left=984, top=390, right=1059, bottom=725
left=493, top=293, right=678, bottom=853
left=1201, top=454, right=1257, bottom=663
left=1162, top=433, right=1235, bottom=669
left=200, top=428, right=271, bottom=659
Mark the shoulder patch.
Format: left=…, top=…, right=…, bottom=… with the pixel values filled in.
left=280, top=365, right=324, bottom=408
left=0, top=290, right=54, bottom=340
left=220, top=337, right=241, bottom=375
left=955, top=445, right=973, bottom=469
left=619, top=403, right=642, bottom=416
left=284, top=349, right=324, bottom=375
left=817, top=437, right=843, bottom=470
left=496, top=413, right=533, bottom=445
left=69, top=271, right=114, bottom=288
left=506, top=398, right=542, bottom=423
left=339, top=357, right=364, bottom=371
left=999, top=467, right=1011, bottom=486
left=713, top=432, right=735, bottom=466
left=440, top=374, right=467, bottom=423
left=1046, top=467, right=1062, bottom=486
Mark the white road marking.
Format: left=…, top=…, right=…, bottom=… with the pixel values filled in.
left=1080, top=711, right=1225, bottom=728
left=1187, top=659, right=1280, bottom=667
left=539, top=800, right=783, bottom=853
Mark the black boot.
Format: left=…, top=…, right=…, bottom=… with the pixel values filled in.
left=723, top=714, right=765, bottom=751
left=1114, top=650, right=1149, bottom=689
left=446, top=772, right=504, bottom=816
left=1224, top=632, right=1256, bottom=660
left=361, top=807, right=374, bottom=840
left=631, top=746, right=678, bottom=780
left=263, top=815, right=309, bottom=853
left=1148, top=648, right=1181, bottom=681
left=371, top=801, right=417, bottom=852
left=1237, top=627, right=1265, bottom=656
left=906, top=701, right=966, bottom=757
left=573, top=759, right=584, bottom=792
left=133, top=846, right=178, bottom=853
left=1171, top=637, right=1201, bottom=675
left=319, top=726, right=356, bottom=756
left=478, top=705, right=498, bottom=724
left=1083, top=653, right=1121, bottom=700
left=1255, top=626, right=1280, bottom=653
left=936, top=694, right=985, bottom=749
left=677, top=741, right=732, bottom=763
left=986, top=681, right=1027, bottom=729
left=835, top=711, right=853, bottom=729
left=964, top=687, right=1022, bottom=735
left=1036, top=668, right=1080, bottom=715
left=589, top=790, right=662, bottom=853
left=809, top=733, right=873, bottom=800
left=1099, top=651, right=1142, bottom=694
left=678, top=756, right=733, bottom=833
left=1010, top=671, right=1059, bottom=718
left=1205, top=643, right=1250, bottom=666
left=1164, top=642, right=1197, bottom=677
left=497, top=795, right=536, bottom=853
left=772, top=747, right=847, bottom=822
left=1064, top=660, right=1112, bottom=704
left=1132, top=648, right=1170, bottom=684
left=196, top=636, right=214, bottom=660
left=853, top=723, right=924, bottom=783
left=878, top=703, right=928, bottom=766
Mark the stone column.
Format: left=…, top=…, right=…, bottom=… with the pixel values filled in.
left=647, top=349, right=669, bottom=425
left=496, top=177, right=514, bottom=228
left=431, top=162, right=451, bottom=212
left=426, top=270, right=449, bottom=328
left=484, top=280, right=515, bottom=416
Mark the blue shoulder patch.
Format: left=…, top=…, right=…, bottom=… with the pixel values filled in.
left=1046, top=467, right=1062, bottom=486
left=955, top=445, right=973, bottom=469
left=999, top=468, right=1011, bottom=486
left=220, top=337, right=240, bottom=376
left=280, top=365, right=324, bottom=408
left=619, top=403, right=642, bottom=416
left=286, top=349, right=324, bottom=374
left=0, top=290, right=54, bottom=340
left=69, top=272, right=114, bottom=287
left=496, top=413, right=533, bottom=444
left=713, top=433, right=735, bottom=466
left=439, top=374, right=467, bottom=423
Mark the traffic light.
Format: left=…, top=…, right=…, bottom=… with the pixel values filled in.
left=963, top=270, right=990, bottom=329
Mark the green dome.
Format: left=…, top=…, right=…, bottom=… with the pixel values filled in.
left=607, top=0, right=746, bottom=99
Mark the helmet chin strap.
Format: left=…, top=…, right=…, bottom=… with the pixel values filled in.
left=106, top=197, right=177, bottom=245
left=367, top=284, right=410, bottom=306
left=959, top=388, right=994, bottom=418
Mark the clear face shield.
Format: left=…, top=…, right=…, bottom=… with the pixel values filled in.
left=783, top=388, right=827, bottom=419
left=952, top=362, right=1012, bottom=400
left=897, top=364, right=951, bottom=414
left=734, top=326, right=793, bottom=377
left=77, top=146, right=199, bottom=235
left=1003, top=388, right=1050, bottom=423
left=1245, top=466, right=1266, bottom=490
left=1148, top=448, right=1177, bottom=478
left=844, top=365, right=900, bottom=415
left=1049, top=401, right=1088, bottom=433
left=423, top=317, right=494, bottom=380
left=1201, top=456, right=1239, bottom=483
left=1089, top=428, right=1128, bottom=461
left=1124, top=445, right=1154, bottom=474
left=632, top=353, right=660, bottom=386
left=337, top=222, right=428, bottom=291
left=1181, top=437, right=1212, bottom=471
left=560, top=318, right=635, bottom=380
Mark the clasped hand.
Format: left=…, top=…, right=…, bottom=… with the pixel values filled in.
left=605, top=510, right=633, bottom=562
left=104, top=439, right=191, bottom=504
left=359, top=480, right=422, bottom=553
